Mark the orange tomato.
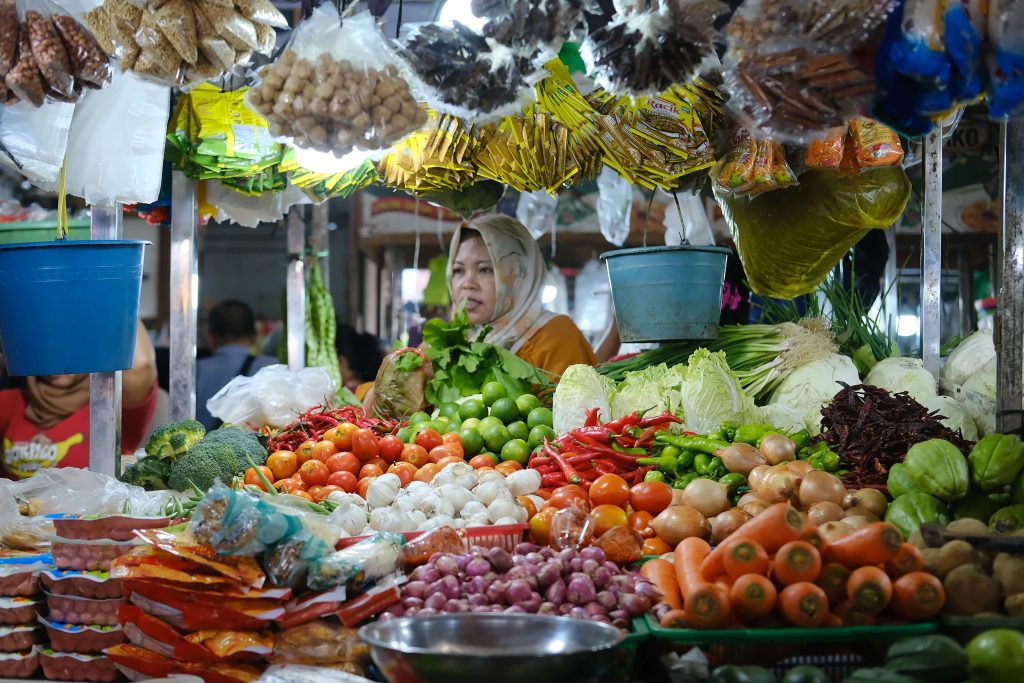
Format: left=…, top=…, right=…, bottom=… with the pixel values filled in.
left=291, top=490, right=314, bottom=502
left=266, top=451, right=298, bottom=480
left=359, top=463, right=384, bottom=479
left=387, top=462, right=416, bottom=486
left=529, top=507, right=557, bottom=545
left=275, top=477, right=306, bottom=494
left=307, top=485, right=325, bottom=501
left=352, top=428, right=380, bottom=462
left=441, top=433, right=464, bottom=459
left=428, top=445, right=458, bottom=464
left=628, top=510, right=655, bottom=538
left=629, top=481, right=673, bottom=516
left=327, top=470, right=358, bottom=492
left=517, top=495, right=537, bottom=520
left=436, top=455, right=465, bottom=470
left=589, top=474, right=630, bottom=507
left=324, top=423, right=357, bottom=452
left=244, top=466, right=274, bottom=491
left=296, top=441, right=316, bottom=465
left=414, top=428, right=443, bottom=453
left=378, top=435, right=404, bottom=462
left=544, top=484, right=590, bottom=512
left=414, top=463, right=441, bottom=483
left=314, top=485, right=343, bottom=502
left=312, top=440, right=339, bottom=462
left=469, top=454, right=499, bottom=469
left=402, top=444, right=430, bottom=468
left=365, top=456, right=389, bottom=471
left=590, top=504, right=629, bottom=537
left=357, top=476, right=374, bottom=500
left=326, top=452, right=360, bottom=475
left=495, top=461, right=523, bottom=476
left=298, top=459, right=330, bottom=487
left=642, top=537, right=672, bottom=556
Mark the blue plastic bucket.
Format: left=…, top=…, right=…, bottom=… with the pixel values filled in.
left=601, top=245, right=730, bottom=342
left=0, top=240, right=148, bottom=376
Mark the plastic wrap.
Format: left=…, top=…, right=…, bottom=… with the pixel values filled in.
left=988, top=0, right=1024, bottom=117
left=475, top=0, right=587, bottom=53
left=548, top=502, right=594, bottom=551
left=5, top=32, right=44, bottom=106
left=270, top=622, right=369, bottom=667
left=714, top=167, right=911, bottom=298
left=40, top=649, right=120, bottom=683
left=0, top=0, right=17, bottom=87
left=39, top=617, right=124, bottom=654
left=400, top=526, right=462, bottom=567
left=25, top=11, right=73, bottom=98
left=0, top=467, right=179, bottom=518
left=844, top=117, right=904, bottom=170
left=206, top=364, right=334, bottom=429
left=120, top=605, right=272, bottom=663
left=106, top=644, right=263, bottom=683
left=712, top=129, right=796, bottom=198
left=726, top=0, right=898, bottom=54
left=0, top=624, right=42, bottom=652
left=51, top=14, right=109, bottom=88
left=0, top=647, right=40, bottom=679
left=371, top=347, right=431, bottom=421
left=596, top=167, right=632, bottom=246
left=247, top=7, right=427, bottom=159
left=804, top=126, right=846, bottom=169
left=515, top=190, right=558, bottom=239
left=124, top=580, right=285, bottom=631
left=41, top=570, right=123, bottom=599
left=306, top=533, right=405, bottom=591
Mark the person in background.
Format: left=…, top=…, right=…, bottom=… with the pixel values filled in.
left=195, top=300, right=277, bottom=430
left=0, top=322, right=157, bottom=479
left=336, top=324, right=386, bottom=392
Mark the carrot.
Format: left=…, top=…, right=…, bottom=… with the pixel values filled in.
left=640, top=558, right=682, bottom=610
left=799, top=526, right=825, bottom=551
left=834, top=599, right=876, bottom=626
left=722, top=539, right=770, bottom=580
left=772, top=541, right=822, bottom=585
left=659, top=609, right=689, bottom=628
left=846, top=565, right=893, bottom=614
left=779, top=582, right=829, bottom=627
left=890, top=571, right=945, bottom=621
left=701, top=503, right=804, bottom=580
left=675, top=537, right=731, bottom=629
left=730, top=574, right=777, bottom=622
left=822, top=522, right=903, bottom=567
left=885, top=543, right=924, bottom=578
left=815, top=563, right=851, bottom=605
left=823, top=612, right=843, bottom=627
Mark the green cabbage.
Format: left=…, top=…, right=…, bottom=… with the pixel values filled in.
left=552, top=364, right=617, bottom=436
left=769, top=354, right=861, bottom=434
left=679, top=349, right=759, bottom=434
left=865, top=358, right=938, bottom=403
left=757, top=403, right=808, bottom=435
left=610, top=363, right=686, bottom=423
left=942, top=330, right=995, bottom=387
left=919, top=395, right=979, bottom=441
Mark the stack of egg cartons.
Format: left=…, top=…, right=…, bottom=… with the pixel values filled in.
left=0, top=552, right=52, bottom=679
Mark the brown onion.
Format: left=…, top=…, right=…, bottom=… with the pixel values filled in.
left=741, top=500, right=770, bottom=518
left=651, top=505, right=710, bottom=546
left=711, top=508, right=751, bottom=545
left=819, top=520, right=854, bottom=542
left=807, top=501, right=845, bottom=526
left=681, top=478, right=731, bottom=518
left=759, top=433, right=797, bottom=465
left=842, top=514, right=879, bottom=529
left=716, top=443, right=767, bottom=475
left=798, top=470, right=846, bottom=508
left=786, top=460, right=814, bottom=476
left=747, top=464, right=772, bottom=490
left=842, top=488, right=888, bottom=518
left=758, top=465, right=801, bottom=502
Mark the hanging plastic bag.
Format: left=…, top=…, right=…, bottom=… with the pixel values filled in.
left=371, top=348, right=431, bottom=421
left=988, top=0, right=1024, bottom=117
left=207, top=364, right=336, bottom=429
left=516, top=190, right=558, bottom=240
left=712, top=130, right=797, bottom=198
left=202, top=180, right=310, bottom=228
left=596, top=166, right=631, bottom=247
left=572, top=259, right=612, bottom=340
left=0, top=98, right=73, bottom=183
left=714, top=167, right=911, bottom=299
left=664, top=191, right=714, bottom=246
left=726, top=0, right=898, bottom=55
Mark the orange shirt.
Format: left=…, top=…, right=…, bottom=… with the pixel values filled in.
left=516, top=315, right=597, bottom=377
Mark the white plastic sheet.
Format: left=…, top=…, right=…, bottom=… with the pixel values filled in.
left=207, top=364, right=336, bottom=428
left=516, top=190, right=558, bottom=239
left=596, top=167, right=632, bottom=246
left=0, top=99, right=74, bottom=185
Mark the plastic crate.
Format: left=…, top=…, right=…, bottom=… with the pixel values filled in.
left=940, top=614, right=1024, bottom=644
left=335, top=523, right=528, bottom=551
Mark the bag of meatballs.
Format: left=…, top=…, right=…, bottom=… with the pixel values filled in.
left=245, top=4, right=427, bottom=161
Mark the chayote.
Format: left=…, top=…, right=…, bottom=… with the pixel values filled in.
left=887, top=463, right=918, bottom=498
left=904, top=439, right=970, bottom=502
left=885, top=492, right=950, bottom=539
left=969, top=434, right=1024, bottom=492
left=989, top=504, right=1024, bottom=533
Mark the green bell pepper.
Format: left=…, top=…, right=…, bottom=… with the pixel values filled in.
left=656, top=434, right=729, bottom=455
left=719, top=472, right=746, bottom=493
left=969, top=434, right=1024, bottom=492
left=673, top=472, right=699, bottom=489
left=676, top=450, right=696, bottom=470
left=734, top=424, right=776, bottom=445
left=788, top=429, right=810, bottom=451
left=644, top=471, right=666, bottom=483
left=694, top=453, right=714, bottom=475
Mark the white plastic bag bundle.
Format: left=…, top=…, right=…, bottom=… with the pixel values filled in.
left=664, top=191, right=715, bottom=246
left=516, top=190, right=557, bottom=239
left=596, top=166, right=631, bottom=247
left=204, top=180, right=310, bottom=228
left=207, top=364, right=336, bottom=428
left=0, top=99, right=73, bottom=184
left=0, top=467, right=178, bottom=517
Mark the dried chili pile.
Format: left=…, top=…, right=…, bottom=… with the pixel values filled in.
left=267, top=404, right=401, bottom=452
left=815, top=383, right=975, bottom=487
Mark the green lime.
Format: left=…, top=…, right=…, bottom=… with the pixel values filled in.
left=527, top=407, right=554, bottom=430
left=415, top=421, right=439, bottom=435
left=459, top=398, right=487, bottom=421
left=408, top=411, right=431, bottom=426
left=528, top=425, right=556, bottom=450
left=460, top=428, right=485, bottom=457
left=397, top=426, right=414, bottom=444
left=478, top=416, right=504, bottom=434
left=436, top=402, right=461, bottom=419
left=507, top=420, right=530, bottom=442
left=500, top=439, right=531, bottom=466
left=461, top=418, right=481, bottom=431
left=445, top=419, right=462, bottom=434
left=482, top=381, right=508, bottom=406
left=481, top=423, right=510, bottom=453
left=434, top=416, right=449, bottom=430
left=490, top=398, right=521, bottom=425
left=516, top=394, right=542, bottom=419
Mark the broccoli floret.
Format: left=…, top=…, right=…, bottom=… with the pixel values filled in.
left=145, top=420, right=205, bottom=459
left=167, top=440, right=238, bottom=492
left=203, top=427, right=268, bottom=469
left=119, top=455, right=171, bottom=490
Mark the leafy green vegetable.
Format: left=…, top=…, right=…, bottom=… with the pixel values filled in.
left=393, top=349, right=426, bottom=373
left=552, top=364, right=617, bottom=435
left=679, top=349, right=759, bottom=435
left=610, top=363, right=686, bottom=423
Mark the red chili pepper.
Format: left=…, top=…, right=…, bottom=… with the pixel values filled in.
left=634, top=425, right=662, bottom=447
left=542, top=472, right=568, bottom=487
left=584, top=407, right=600, bottom=428
left=567, top=427, right=613, bottom=442
left=638, top=412, right=682, bottom=428
left=545, top=439, right=586, bottom=485
left=603, top=412, right=643, bottom=433
left=566, top=453, right=597, bottom=466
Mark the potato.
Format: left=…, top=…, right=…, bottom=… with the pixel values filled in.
left=947, top=518, right=990, bottom=535
left=1006, top=593, right=1024, bottom=618
left=993, top=553, right=1024, bottom=595
left=944, top=564, right=1000, bottom=615
left=933, top=540, right=982, bottom=579
left=908, top=531, right=928, bottom=551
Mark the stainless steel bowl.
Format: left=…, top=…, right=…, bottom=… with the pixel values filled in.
left=359, top=614, right=624, bottom=683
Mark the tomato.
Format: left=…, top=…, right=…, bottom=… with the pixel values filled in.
left=357, top=476, right=374, bottom=500
left=387, top=462, right=416, bottom=486
left=365, top=456, right=388, bottom=471
left=589, top=474, right=630, bottom=507
left=441, top=433, right=464, bottom=459
left=275, top=477, right=306, bottom=494
left=469, top=454, right=499, bottom=469
left=325, top=423, right=357, bottom=452
left=642, top=537, right=672, bottom=556
left=296, top=441, right=316, bottom=465
left=312, top=440, right=338, bottom=462
left=327, top=471, right=358, bottom=493
left=244, top=466, right=274, bottom=491
left=326, top=452, right=360, bottom=475
left=314, top=485, right=343, bottom=503
left=352, top=428, right=380, bottom=462
left=414, top=463, right=440, bottom=483
left=544, top=484, right=590, bottom=512
left=298, top=459, right=330, bottom=487
left=378, top=435, right=404, bottom=463
left=266, top=451, right=298, bottom=480
left=428, top=445, right=458, bottom=464
left=517, top=495, right=537, bottom=520
left=590, top=504, right=629, bottom=537
left=307, top=485, right=325, bottom=501
left=629, top=481, right=673, bottom=516
left=402, top=444, right=430, bottom=469
left=495, top=461, right=523, bottom=477
left=414, top=428, right=443, bottom=453
left=529, top=507, right=557, bottom=545
left=291, top=490, right=314, bottom=502
left=628, top=510, right=655, bottom=538
left=436, top=455, right=465, bottom=470
left=359, top=463, right=384, bottom=479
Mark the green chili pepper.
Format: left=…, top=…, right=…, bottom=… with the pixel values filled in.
left=708, top=428, right=725, bottom=442
left=612, top=441, right=648, bottom=455
left=706, top=456, right=728, bottom=479
left=788, top=429, right=810, bottom=451
left=719, top=472, right=746, bottom=493
left=836, top=469, right=849, bottom=478
left=636, top=454, right=679, bottom=474
left=656, top=435, right=729, bottom=455
left=694, top=453, right=713, bottom=475
left=821, top=450, right=840, bottom=472
left=644, top=471, right=666, bottom=483
left=719, top=421, right=740, bottom=442
left=673, top=472, right=699, bottom=489
left=730, top=485, right=751, bottom=506
left=797, top=447, right=813, bottom=461
left=809, top=454, right=825, bottom=470
left=661, top=445, right=682, bottom=460
left=677, top=450, right=696, bottom=470
left=734, top=424, right=776, bottom=445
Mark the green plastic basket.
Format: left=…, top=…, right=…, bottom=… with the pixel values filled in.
left=643, top=616, right=938, bottom=643
left=610, top=618, right=649, bottom=682
left=940, top=614, right=1024, bottom=644
left=0, top=219, right=90, bottom=244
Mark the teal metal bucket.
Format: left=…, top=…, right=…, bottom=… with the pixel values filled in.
left=601, top=245, right=730, bottom=342
left=0, top=240, right=148, bottom=376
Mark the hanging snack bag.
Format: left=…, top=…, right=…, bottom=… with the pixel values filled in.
left=248, top=6, right=427, bottom=159
left=26, top=10, right=73, bottom=98
left=988, top=0, right=1024, bottom=117
left=306, top=533, right=405, bottom=591
left=844, top=117, right=905, bottom=171
left=474, top=0, right=588, bottom=54
left=726, top=0, right=898, bottom=55
left=804, top=126, right=847, bottom=169
left=0, top=0, right=19, bottom=93
left=5, top=32, right=44, bottom=106
left=51, top=15, right=110, bottom=88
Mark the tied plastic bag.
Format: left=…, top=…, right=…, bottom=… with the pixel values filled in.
left=201, top=181, right=311, bottom=229
left=306, top=532, right=405, bottom=591
left=714, top=167, right=911, bottom=299
left=988, top=0, right=1024, bottom=117
left=0, top=98, right=73, bottom=184
left=664, top=191, right=715, bottom=246
left=596, top=167, right=631, bottom=247
left=712, top=129, right=797, bottom=198
left=371, top=348, right=431, bottom=421
left=516, top=190, right=558, bottom=240
left=207, top=364, right=335, bottom=429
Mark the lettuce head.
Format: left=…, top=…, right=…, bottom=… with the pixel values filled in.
left=553, top=364, right=617, bottom=436
left=679, top=349, right=759, bottom=434
left=610, top=363, right=687, bottom=423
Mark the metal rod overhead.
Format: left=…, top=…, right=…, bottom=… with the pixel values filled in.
left=88, top=205, right=123, bottom=477
left=997, top=118, right=1024, bottom=436
left=921, top=128, right=943, bottom=376
left=286, top=207, right=306, bottom=371
left=169, top=172, right=199, bottom=421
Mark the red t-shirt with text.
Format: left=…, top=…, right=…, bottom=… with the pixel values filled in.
left=0, top=384, right=157, bottom=479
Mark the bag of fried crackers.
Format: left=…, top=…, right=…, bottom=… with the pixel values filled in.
left=713, top=128, right=797, bottom=198
left=840, top=117, right=905, bottom=172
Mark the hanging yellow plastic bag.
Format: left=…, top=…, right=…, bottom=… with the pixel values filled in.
left=714, top=167, right=911, bottom=299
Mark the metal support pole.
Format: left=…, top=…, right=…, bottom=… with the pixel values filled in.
left=312, top=202, right=330, bottom=290
left=286, top=207, right=306, bottom=371
left=88, top=205, right=122, bottom=477
left=997, top=118, right=1024, bottom=435
left=921, top=128, right=943, bottom=376
left=169, top=172, right=198, bottom=421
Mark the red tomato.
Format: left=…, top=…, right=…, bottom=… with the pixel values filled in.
left=359, top=463, right=384, bottom=479
left=244, top=466, right=274, bottom=491
left=267, top=451, right=298, bottom=480
left=312, top=440, right=338, bottom=462
left=628, top=511, right=656, bottom=539
left=402, top=444, right=429, bottom=468
left=352, top=428, right=380, bottom=462
left=298, top=459, right=330, bottom=487
left=414, top=463, right=440, bottom=483
left=590, top=504, right=629, bottom=536
left=296, top=441, right=316, bottom=465
left=529, top=507, right=557, bottom=545
left=428, top=445, right=458, bottom=464
left=517, top=495, right=537, bottom=520
left=544, top=485, right=590, bottom=512
left=495, top=461, right=522, bottom=477
left=387, top=462, right=417, bottom=487
left=325, top=423, right=357, bottom=451
left=436, top=455, right=465, bottom=469
left=365, top=456, right=388, bottom=471
left=307, top=485, right=325, bottom=501
left=314, top=485, right=344, bottom=502
left=629, top=481, right=674, bottom=516
left=414, top=428, right=443, bottom=453
left=357, top=476, right=374, bottom=500
left=469, top=454, right=499, bottom=469
left=275, top=477, right=306, bottom=494
left=378, top=435, right=404, bottom=462
left=441, top=433, right=464, bottom=459
left=642, top=537, right=672, bottom=556
left=327, top=470, right=358, bottom=493
left=291, top=491, right=314, bottom=502
left=326, top=452, right=360, bottom=475
left=589, top=474, right=630, bottom=507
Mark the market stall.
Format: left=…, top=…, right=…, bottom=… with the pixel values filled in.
left=2, top=0, right=1024, bottom=683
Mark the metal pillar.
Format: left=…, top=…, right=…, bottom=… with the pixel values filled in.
left=997, top=118, right=1024, bottom=435
left=312, top=202, right=330, bottom=290
left=286, top=207, right=306, bottom=371
left=88, top=205, right=122, bottom=477
left=921, top=128, right=943, bottom=376
left=169, top=172, right=199, bottom=421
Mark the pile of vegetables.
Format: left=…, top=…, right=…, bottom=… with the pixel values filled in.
left=266, top=404, right=400, bottom=453
left=643, top=503, right=941, bottom=630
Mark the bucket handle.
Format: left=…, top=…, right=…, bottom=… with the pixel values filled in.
left=55, top=157, right=69, bottom=241
left=670, top=191, right=691, bottom=246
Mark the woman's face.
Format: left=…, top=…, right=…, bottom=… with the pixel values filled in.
left=450, top=234, right=497, bottom=325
